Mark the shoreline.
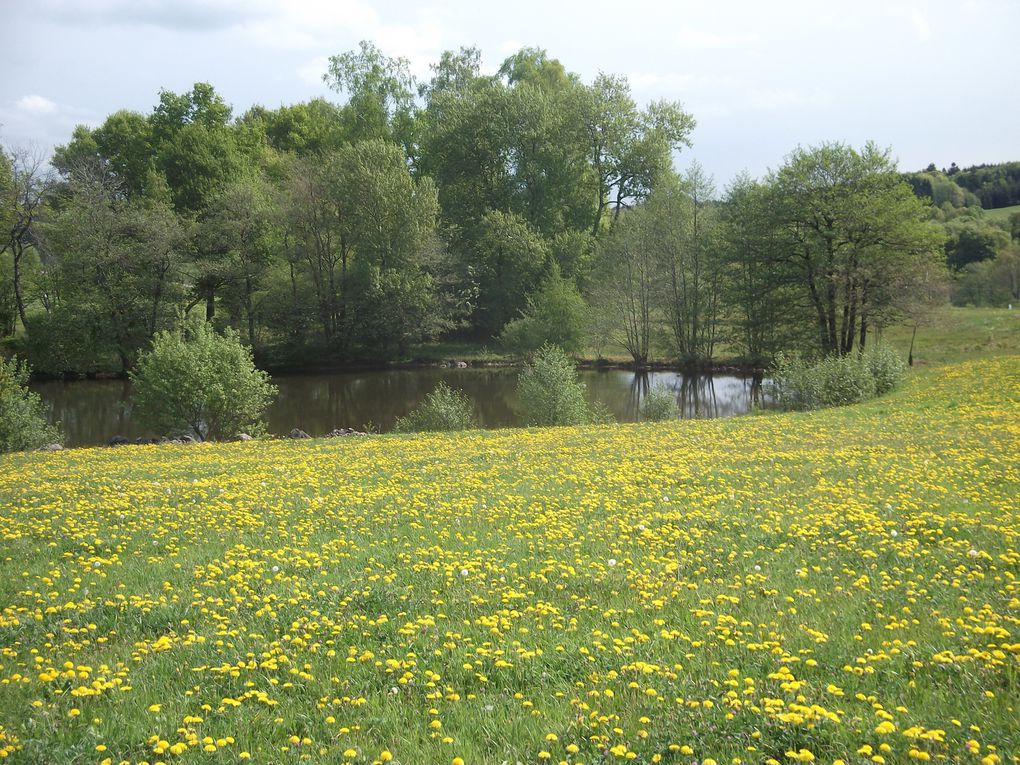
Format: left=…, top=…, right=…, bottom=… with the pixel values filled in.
left=28, top=355, right=768, bottom=382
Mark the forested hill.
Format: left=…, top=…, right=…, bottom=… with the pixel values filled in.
left=905, top=161, right=1020, bottom=209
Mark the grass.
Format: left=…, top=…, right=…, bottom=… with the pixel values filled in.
left=1, top=351, right=1018, bottom=764
left=982, top=203, right=1020, bottom=223
left=880, top=306, right=1020, bottom=367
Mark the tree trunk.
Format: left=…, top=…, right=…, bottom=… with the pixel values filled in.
left=245, top=276, right=257, bottom=350
left=12, top=243, right=29, bottom=329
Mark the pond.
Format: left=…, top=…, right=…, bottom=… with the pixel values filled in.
left=31, top=367, right=765, bottom=447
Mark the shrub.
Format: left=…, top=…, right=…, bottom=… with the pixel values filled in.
left=394, top=382, right=477, bottom=433
left=770, top=345, right=905, bottom=411
left=640, top=382, right=681, bottom=422
left=0, top=356, right=62, bottom=452
left=866, top=344, right=907, bottom=394
left=516, top=343, right=604, bottom=426
left=130, top=323, right=277, bottom=441
left=498, top=268, right=587, bottom=355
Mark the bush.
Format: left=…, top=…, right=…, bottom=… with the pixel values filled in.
left=0, top=356, right=62, bottom=452
left=130, top=323, right=277, bottom=441
left=641, top=382, right=681, bottom=422
left=865, top=344, right=907, bottom=395
left=516, top=343, right=605, bottom=426
left=498, top=268, right=587, bottom=355
left=770, top=345, right=905, bottom=411
left=394, top=382, right=477, bottom=433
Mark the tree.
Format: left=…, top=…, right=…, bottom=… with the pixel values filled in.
left=42, top=160, right=185, bottom=372
left=279, top=140, right=450, bottom=356
left=1, top=146, right=52, bottom=330
left=0, top=356, right=62, bottom=452
left=149, top=83, right=241, bottom=216
left=473, top=210, right=550, bottom=336
left=769, top=143, right=946, bottom=356
left=718, top=174, right=810, bottom=364
left=130, top=322, right=277, bottom=441
left=943, top=218, right=1010, bottom=270
left=574, top=74, right=695, bottom=235
left=654, top=165, right=722, bottom=363
left=589, top=206, right=658, bottom=365
left=196, top=175, right=276, bottom=349
left=324, top=41, right=417, bottom=148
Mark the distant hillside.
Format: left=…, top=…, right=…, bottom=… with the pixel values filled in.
left=906, top=161, right=1020, bottom=210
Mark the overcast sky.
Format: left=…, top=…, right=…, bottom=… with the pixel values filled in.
left=1, top=0, right=1016, bottom=185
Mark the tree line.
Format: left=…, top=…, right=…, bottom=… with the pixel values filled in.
left=1, top=43, right=957, bottom=374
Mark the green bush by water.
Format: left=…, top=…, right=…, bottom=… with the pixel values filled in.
left=640, top=383, right=681, bottom=422
left=0, top=356, right=61, bottom=453
left=770, top=345, right=906, bottom=411
left=393, top=382, right=478, bottom=432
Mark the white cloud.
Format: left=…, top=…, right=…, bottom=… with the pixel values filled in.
left=15, top=95, right=59, bottom=114
left=910, top=9, right=932, bottom=40
left=498, top=39, right=523, bottom=55
left=297, top=56, right=331, bottom=87
left=676, top=27, right=760, bottom=50
left=627, top=72, right=696, bottom=90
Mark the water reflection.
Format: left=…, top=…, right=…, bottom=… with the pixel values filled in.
left=32, top=367, right=765, bottom=447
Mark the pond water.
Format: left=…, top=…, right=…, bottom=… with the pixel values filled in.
left=31, top=367, right=765, bottom=447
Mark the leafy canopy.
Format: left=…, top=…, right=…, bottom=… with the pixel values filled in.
left=130, top=322, right=277, bottom=441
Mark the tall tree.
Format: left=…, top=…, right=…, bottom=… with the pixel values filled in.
left=770, top=143, right=946, bottom=356
left=590, top=208, right=659, bottom=365
left=719, top=175, right=811, bottom=364
left=0, top=146, right=52, bottom=330
left=196, top=175, right=276, bottom=349
left=655, top=165, right=722, bottom=362
left=43, top=160, right=184, bottom=371
left=574, top=75, right=695, bottom=235
left=324, top=41, right=418, bottom=150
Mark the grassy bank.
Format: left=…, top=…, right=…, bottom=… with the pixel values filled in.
left=1, top=353, right=1018, bottom=764
left=410, top=307, right=1020, bottom=370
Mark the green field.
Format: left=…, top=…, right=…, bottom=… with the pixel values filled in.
left=1, top=334, right=1018, bottom=763
left=982, top=204, right=1020, bottom=223
left=882, top=306, right=1020, bottom=367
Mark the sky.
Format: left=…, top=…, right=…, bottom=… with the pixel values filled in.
left=1, top=0, right=1017, bottom=186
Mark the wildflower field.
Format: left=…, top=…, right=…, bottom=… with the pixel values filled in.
left=1, top=358, right=1018, bottom=765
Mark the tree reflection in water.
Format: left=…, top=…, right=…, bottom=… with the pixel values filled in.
left=33, top=368, right=765, bottom=447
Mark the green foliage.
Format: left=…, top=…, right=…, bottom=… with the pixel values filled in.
left=474, top=211, right=551, bottom=336
left=769, top=143, right=946, bottom=357
left=498, top=268, right=587, bottom=355
left=0, top=356, right=61, bottom=452
left=865, top=344, right=907, bottom=395
left=516, top=343, right=603, bottom=426
left=640, top=383, right=680, bottom=422
left=23, top=306, right=115, bottom=375
left=951, top=161, right=1020, bottom=209
left=130, top=323, right=277, bottom=441
left=944, top=218, right=1010, bottom=270
left=770, top=345, right=905, bottom=411
left=393, top=382, right=477, bottom=433
left=951, top=247, right=1020, bottom=306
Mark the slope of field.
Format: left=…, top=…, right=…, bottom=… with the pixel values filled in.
left=1, top=358, right=1018, bottom=765
left=983, top=204, right=1020, bottom=223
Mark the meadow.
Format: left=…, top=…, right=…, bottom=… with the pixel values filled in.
left=1, top=354, right=1018, bottom=765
